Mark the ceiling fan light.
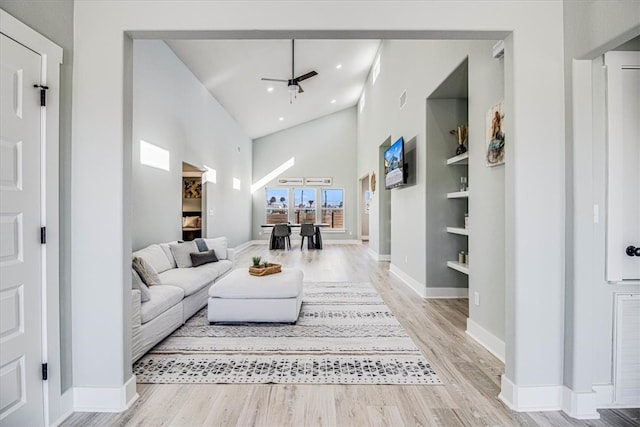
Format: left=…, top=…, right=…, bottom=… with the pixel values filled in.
left=288, top=84, right=298, bottom=93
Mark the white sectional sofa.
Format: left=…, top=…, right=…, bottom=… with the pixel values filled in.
left=130, top=237, right=235, bottom=362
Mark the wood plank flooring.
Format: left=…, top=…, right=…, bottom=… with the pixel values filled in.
left=61, top=244, right=639, bottom=427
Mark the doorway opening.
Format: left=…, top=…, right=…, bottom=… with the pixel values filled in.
left=181, top=162, right=204, bottom=241
left=359, top=174, right=370, bottom=242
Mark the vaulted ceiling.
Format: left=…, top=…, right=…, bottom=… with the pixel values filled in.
left=166, top=39, right=381, bottom=139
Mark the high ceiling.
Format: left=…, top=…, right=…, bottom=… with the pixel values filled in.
left=166, top=39, right=381, bottom=139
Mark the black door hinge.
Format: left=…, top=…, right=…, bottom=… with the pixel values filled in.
left=42, top=363, right=48, bottom=381
left=33, top=84, right=49, bottom=107
left=40, top=227, right=46, bottom=244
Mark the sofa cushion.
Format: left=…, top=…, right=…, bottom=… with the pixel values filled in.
left=197, top=259, right=233, bottom=279
left=169, top=241, right=198, bottom=268
left=132, top=256, right=162, bottom=286
left=190, top=249, right=218, bottom=267
left=140, top=285, right=184, bottom=324
left=131, top=270, right=151, bottom=302
left=203, top=237, right=228, bottom=260
left=159, top=267, right=216, bottom=297
left=133, top=244, right=173, bottom=274
left=159, top=243, right=177, bottom=269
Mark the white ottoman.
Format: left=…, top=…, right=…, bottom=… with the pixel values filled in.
left=208, top=268, right=304, bottom=323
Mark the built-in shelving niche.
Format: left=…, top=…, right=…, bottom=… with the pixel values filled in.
left=426, top=58, right=469, bottom=290
left=182, top=162, right=203, bottom=241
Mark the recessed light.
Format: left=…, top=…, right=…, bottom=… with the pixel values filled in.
left=336, top=64, right=342, bottom=69
left=279, top=117, right=284, bottom=121
left=331, top=99, right=337, bottom=104
left=267, top=87, right=274, bottom=92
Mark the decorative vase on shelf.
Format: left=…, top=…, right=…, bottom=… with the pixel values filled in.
left=450, top=124, right=468, bottom=156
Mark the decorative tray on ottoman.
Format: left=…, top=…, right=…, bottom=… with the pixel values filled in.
left=249, top=263, right=282, bottom=276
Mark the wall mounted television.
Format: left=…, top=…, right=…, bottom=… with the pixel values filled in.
left=384, top=137, right=407, bottom=189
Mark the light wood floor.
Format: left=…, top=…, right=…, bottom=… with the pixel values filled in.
left=62, top=244, right=638, bottom=427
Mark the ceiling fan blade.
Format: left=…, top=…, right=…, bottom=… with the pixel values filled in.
left=261, top=78, right=288, bottom=82
left=297, top=84, right=304, bottom=94
left=295, top=71, right=318, bottom=82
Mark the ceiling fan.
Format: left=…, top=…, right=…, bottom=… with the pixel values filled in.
left=261, top=39, right=318, bottom=103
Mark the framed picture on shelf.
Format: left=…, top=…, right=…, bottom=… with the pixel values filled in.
left=486, top=102, right=505, bottom=167
left=183, top=178, right=202, bottom=198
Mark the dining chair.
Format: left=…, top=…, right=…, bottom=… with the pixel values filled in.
left=299, top=223, right=315, bottom=249
left=273, top=223, right=292, bottom=250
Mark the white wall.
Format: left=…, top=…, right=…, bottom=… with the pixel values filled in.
left=563, top=0, right=640, bottom=410
left=133, top=40, right=252, bottom=249
left=358, top=41, right=505, bottom=337
left=251, top=108, right=357, bottom=241
left=71, top=0, right=567, bottom=412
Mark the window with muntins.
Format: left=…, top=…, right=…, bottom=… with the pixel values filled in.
left=321, top=188, right=344, bottom=230
left=265, top=188, right=289, bottom=224
left=293, top=188, right=316, bottom=224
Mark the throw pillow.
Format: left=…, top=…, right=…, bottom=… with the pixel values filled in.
left=169, top=240, right=198, bottom=268
left=131, top=269, right=151, bottom=302
left=132, top=244, right=173, bottom=273
left=132, top=256, right=161, bottom=286
left=182, top=216, right=200, bottom=228
left=203, top=237, right=228, bottom=260
left=190, top=249, right=219, bottom=267
left=159, top=242, right=177, bottom=269
left=194, top=238, right=208, bottom=252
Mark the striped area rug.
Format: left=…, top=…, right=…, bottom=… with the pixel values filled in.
left=133, top=282, right=442, bottom=385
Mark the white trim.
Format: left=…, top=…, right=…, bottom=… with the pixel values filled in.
left=561, top=386, right=600, bottom=420
left=231, top=240, right=254, bottom=253
left=1, top=10, right=65, bottom=427
left=73, top=375, right=138, bottom=413
left=389, top=264, right=426, bottom=298
left=426, top=287, right=468, bottom=299
left=50, top=390, right=74, bottom=427
left=465, top=318, right=505, bottom=362
left=368, top=248, right=390, bottom=261
left=590, top=384, right=640, bottom=409
left=500, top=380, right=636, bottom=418
left=322, top=239, right=362, bottom=245
left=594, top=385, right=615, bottom=408
left=0, top=10, right=63, bottom=64
left=499, top=375, right=563, bottom=412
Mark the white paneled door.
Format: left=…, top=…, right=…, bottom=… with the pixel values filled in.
left=606, top=52, right=640, bottom=282
left=0, top=33, right=44, bottom=426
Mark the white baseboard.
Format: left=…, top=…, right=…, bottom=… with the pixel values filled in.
left=561, top=386, right=601, bottom=419
left=323, top=239, right=363, bottom=245
left=499, top=376, right=604, bottom=419
left=232, top=240, right=254, bottom=253
left=73, top=375, right=138, bottom=413
left=368, top=248, right=390, bottom=261
left=465, top=318, right=505, bottom=362
left=389, top=264, right=426, bottom=297
left=593, top=384, right=640, bottom=408
left=51, top=389, right=74, bottom=427
left=426, top=287, right=468, bottom=299
left=499, top=375, right=563, bottom=412
left=248, top=239, right=362, bottom=247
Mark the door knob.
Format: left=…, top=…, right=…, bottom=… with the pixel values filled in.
left=626, top=245, right=640, bottom=257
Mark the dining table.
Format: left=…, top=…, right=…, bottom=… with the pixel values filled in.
left=261, top=223, right=328, bottom=250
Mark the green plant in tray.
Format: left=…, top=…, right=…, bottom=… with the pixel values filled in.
left=252, top=256, right=262, bottom=267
